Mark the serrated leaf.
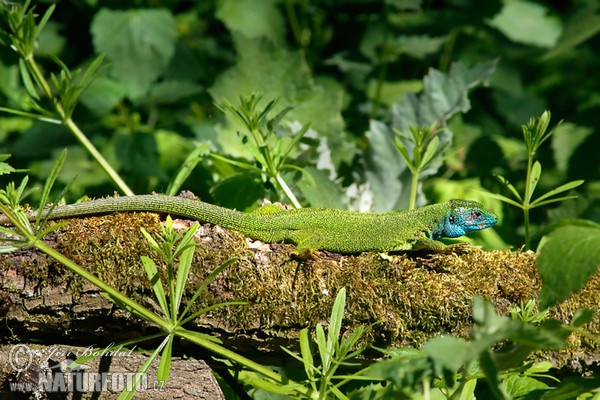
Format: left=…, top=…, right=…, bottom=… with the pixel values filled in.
left=91, top=9, right=177, bottom=100
left=392, top=60, right=498, bottom=134
left=502, top=373, right=549, bottom=397
left=366, top=60, right=497, bottom=210
left=538, top=223, right=600, bottom=309
left=209, top=35, right=352, bottom=168
left=365, top=120, right=408, bottom=212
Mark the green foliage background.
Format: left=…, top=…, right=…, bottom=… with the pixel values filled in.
left=1, top=0, right=600, bottom=249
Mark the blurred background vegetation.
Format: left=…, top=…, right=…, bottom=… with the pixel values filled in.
left=1, top=0, right=599, bottom=250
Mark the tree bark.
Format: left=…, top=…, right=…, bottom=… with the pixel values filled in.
left=0, top=212, right=599, bottom=396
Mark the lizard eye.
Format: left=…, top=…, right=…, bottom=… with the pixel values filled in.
left=472, top=211, right=482, bottom=219
left=448, top=215, right=455, bottom=224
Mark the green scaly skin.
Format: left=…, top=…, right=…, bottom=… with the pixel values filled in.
left=1, top=195, right=498, bottom=253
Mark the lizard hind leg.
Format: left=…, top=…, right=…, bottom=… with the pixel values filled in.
left=292, top=232, right=325, bottom=259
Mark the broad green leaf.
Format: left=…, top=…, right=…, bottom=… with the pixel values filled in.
left=570, top=309, right=596, bottom=327
left=551, top=123, right=592, bottom=172
left=216, top=0, right=285, bottom=46
left=392, top=60, right=498, bottom=135
left=394, top=34, right=446, bottom=59
left=502, top=373, right=548, bottom=397
left=143, top=80, right=203, bottom=105
left=365, top=120, right=408, bottom=212
left=209, top=35, right=352, bottom=168
left=543, top=9, right=600, bottom=60
left=296, top=166, right=345, bottom=209
left=423, top=336, right=472, bottom=371
left=537, top=222, right=600, bottom=309
left=488, top=0, right=562, bottom=48
left=91, top=9, right=177, bottom=100
left=80, top=76, right=127, bottom=115
left=209, top=171, right=265, bottom=211
left=366, top=60, right=497, bottom=211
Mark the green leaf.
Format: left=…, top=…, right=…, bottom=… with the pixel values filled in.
left=488, top=0, right=562, bottom=48
left=551, top=123, right=593, bottom=173
left=209, top=171, right=264, bottom=211
left=367, top=60, right=497, bottom=211
left=80, top=76, right=127, bottom=115
left=174, top=237, right=197, bottom=312
left=141, top=256, right=169, bottom=319
left=423, top=336, right=472, bottom=371
left=502, top=373, right=548, bottom=397
left=216, top=0, right=285, bottom=45
left=299, top=329, right=317, bottom=385
left=571, top=309, right=597, bottom=327
left=209, top=35, right=352, bottom=168
left=157, top=335, right=173, bottom=382
left=526, top=161, right=542, bottom=203
left=91, top=9, right=177, bottom=100
left=143, top=80, right=203, bottom=105
left=537, top=222, right=600, bottom=309
left=544, top=10, right=600, bottom=60
left=296, top=166, right=345, bottom=209
left=531, top=180, right=584, bottom=207
left=540, top=376, right=600, bottom=400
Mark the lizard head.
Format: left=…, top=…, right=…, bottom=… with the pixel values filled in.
left=432, top=199, right=498, bottom=239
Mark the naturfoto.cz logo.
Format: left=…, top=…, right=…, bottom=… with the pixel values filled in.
left=7, top=344, right=165, bottom=394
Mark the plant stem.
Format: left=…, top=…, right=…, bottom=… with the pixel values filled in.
left=26, top=56, right=134, bottom=195
left=276, top=172, right=302, bottom=208
left=65, top=118, right=134, bottom=195
left=409, top=170, right=419, bottom=210
left=523, top=154, right=534, bottom=250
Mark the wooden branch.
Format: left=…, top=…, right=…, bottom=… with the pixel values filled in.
left=1, top=212, right=599, bottom=391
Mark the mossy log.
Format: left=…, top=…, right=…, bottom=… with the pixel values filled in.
left=0, top=212, right=598, bottom=380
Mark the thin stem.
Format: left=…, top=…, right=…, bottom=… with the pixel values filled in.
left=409, top=170, right=419, bottom=210
left=524, top=208, right=530, bottom=250
left=522, top=154, right=533, bottom=249
left=276, top=172, right=302, bottom=208
left=65, top=118, right=135, bottom=195
left=24, top=53, right=134, bottom=195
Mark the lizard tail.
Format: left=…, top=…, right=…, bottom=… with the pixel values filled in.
left=1, top=195, right=246, bottom=229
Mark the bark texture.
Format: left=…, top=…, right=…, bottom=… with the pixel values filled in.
left=0, top=212, right=598, bottom=397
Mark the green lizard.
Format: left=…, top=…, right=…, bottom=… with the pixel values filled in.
left=1, top=195, right=497, bottom=253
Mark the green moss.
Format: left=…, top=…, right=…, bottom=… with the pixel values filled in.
left=2, top=213, right=598, bottom=368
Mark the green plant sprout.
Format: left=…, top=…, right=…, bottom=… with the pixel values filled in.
left=280, top=287, right=367, bottom=399
left=0, top=1, right=133, bottom=195
left=215, top=94, right=312, bottom=208
left=394, top=125, right=449, bottom=210
left=509, top=300, right=549, bottom=324
left=486, top=111, right=584, bottom=250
